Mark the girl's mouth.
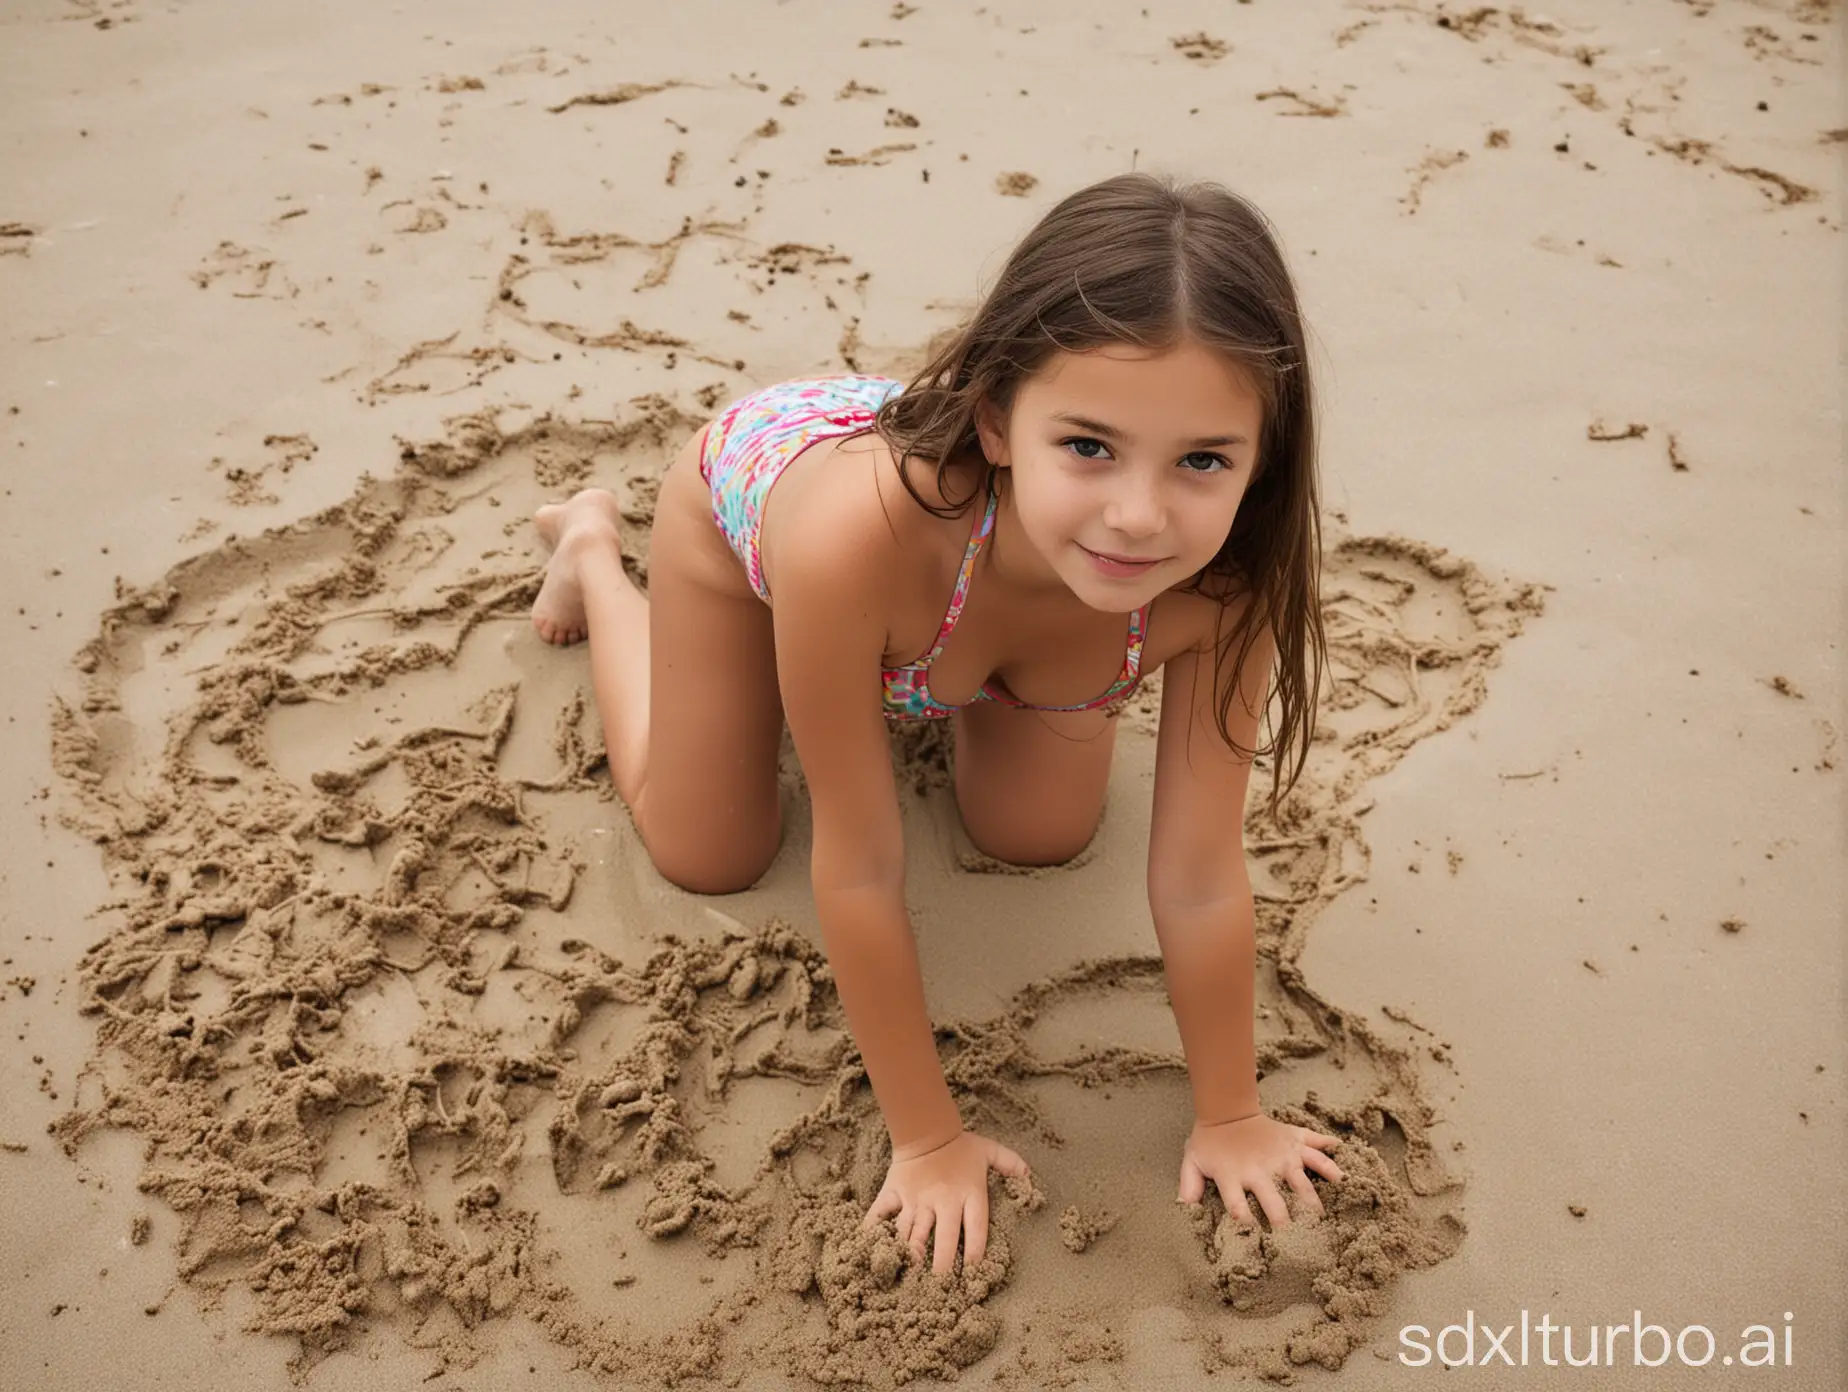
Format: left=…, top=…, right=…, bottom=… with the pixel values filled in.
left=1080, top=544, right=1163, bottom=578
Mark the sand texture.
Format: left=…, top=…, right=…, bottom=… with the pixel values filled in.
left=42, top=404, right=1544, bottom=1382
left=3, top=1, right=1842, bottom=1388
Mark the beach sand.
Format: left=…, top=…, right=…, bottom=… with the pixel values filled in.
left=1, top=1, right=1841, bottom=1387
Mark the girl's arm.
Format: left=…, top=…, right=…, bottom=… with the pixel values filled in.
left=769, top=485, right=961, bottom=1154
left=1146, top=618, right=1275, bottom=1122
left=1147, top=618, right=1342, bottom=1224
left=810, top=881, right=964, bottom=1154
left=769, top=472, right=1036, bottom=1274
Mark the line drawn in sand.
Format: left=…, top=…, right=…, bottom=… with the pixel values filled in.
left=49, top=399, right=1543, bottom=1384
left=190, top=240, right=301, bottom=301
left=345, top=211, right=890, bottom=401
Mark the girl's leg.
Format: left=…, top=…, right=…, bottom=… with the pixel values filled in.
left=532, top=491, right=649, bottom=808
left=950, top=702, right=1119, bottom=866
left=530, top=449, right=786, bottom=894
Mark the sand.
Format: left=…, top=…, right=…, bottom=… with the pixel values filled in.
left=2, top=1, right=1842, bottom=1388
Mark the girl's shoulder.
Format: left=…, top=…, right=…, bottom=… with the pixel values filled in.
left=753, top=387, right=965, bottom=609
left=1145, top=566, right=1259, bottom=670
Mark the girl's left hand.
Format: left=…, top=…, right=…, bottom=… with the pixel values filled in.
left=1176, top=1112, right=1344, bottom=1231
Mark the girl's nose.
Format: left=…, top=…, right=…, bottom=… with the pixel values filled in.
left=1102, top=479, right=1165, bottom=538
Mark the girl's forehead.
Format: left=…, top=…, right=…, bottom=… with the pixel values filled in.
left=1019, top=343, right=1264, bottom=417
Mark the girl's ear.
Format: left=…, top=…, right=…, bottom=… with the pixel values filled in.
left=973, top=397, right=1006, bottom=468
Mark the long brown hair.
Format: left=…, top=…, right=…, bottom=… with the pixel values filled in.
left=872, top=170, right=1324, bottom=821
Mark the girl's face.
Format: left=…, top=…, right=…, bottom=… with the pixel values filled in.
left=975, top=338, right=1264, bottom=612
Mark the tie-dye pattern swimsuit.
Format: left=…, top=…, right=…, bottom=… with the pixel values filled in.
left=699, top=374, right=1148, bottom=722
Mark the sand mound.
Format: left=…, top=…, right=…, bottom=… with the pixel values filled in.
left=47, top=399, right=1542, bottom=1383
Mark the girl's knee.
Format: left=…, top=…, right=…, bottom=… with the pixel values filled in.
left=641, top=798, right=784, bottom=895
left=655, top=857, right=774, bottom=897
left=964, top=810, right=1100, bottom=868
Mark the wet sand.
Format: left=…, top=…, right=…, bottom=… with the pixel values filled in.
left=1, top=1, right=1841, bottom=1387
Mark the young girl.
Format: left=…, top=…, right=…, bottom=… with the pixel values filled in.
left=529, top=171, right=1345, bottom=1280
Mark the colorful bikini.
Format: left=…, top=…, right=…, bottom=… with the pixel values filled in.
left=700, top=374, right=1148, bottom=723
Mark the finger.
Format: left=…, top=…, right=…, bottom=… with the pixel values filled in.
left=1302, top=1146, right=1344, bottom=1183
left=1223, top=1182, right=1258, bottom=1229
left=1304, top=1131, right=1342, bottom=1151
left=932, top=1206, right=960, bottom=1277
left=1177, top=1153, right=1207, bottom=1204
left=1253, top=1178, right=1292, bottom=1232
left=894, top=1202, right=914, bottom=1246
left=963, top=1188, right=991, bottom=1269
left=909, top=1205, right=936, bottom=1266
left=1284, top=1165, right=1324, bottom=1219
left=864, top=1186, right=902, bottom=1226
left=995, top=1145, right=1030, bottom=1178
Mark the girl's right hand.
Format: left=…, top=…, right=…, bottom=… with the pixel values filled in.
left=861, top=1130, right=1030, bottom=1276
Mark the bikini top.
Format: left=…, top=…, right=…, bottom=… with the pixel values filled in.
left=879, top=474, right=1149, bottom=724
left=794, top=390, right=1148, bottom=722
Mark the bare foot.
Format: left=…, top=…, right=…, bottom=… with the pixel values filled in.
left=531, top=489, right=626, bottom=645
